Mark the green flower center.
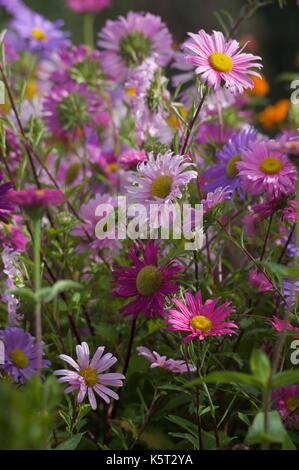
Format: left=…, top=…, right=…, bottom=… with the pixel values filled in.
left=70, top=59, right=101, bottom=86
left=119, top=32, right=152, bottom=67
left=209, top=52, right=233, bottom=73
left=80, top=366, right=98, bottom=387
left=260, top=157, right=283, bottom=175
left=136, top=265, right=163, bottom=296
left=151, top=175, right=173, bottom=199
left=226, top=154, right=241, bottom=179
left=57, top=93, right=89, bottom=131
left=285, top=396, right=299, bottom=413
left=146, top=71, right=163, bottom=113
left=9, top=349, right=29, bottom=369
left=190, top=315, right=212, bottom=333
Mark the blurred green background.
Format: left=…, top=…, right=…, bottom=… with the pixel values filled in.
left=3, top=0, right=299, bottom=98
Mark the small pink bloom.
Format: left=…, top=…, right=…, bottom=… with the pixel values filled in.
left=137, top=346, right=196, bottom=373
left=66, top=0, right=111, bottom=14
left=248, top=269, right=273, bottom=292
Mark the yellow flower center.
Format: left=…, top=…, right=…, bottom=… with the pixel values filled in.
left=31, top=28, right=47, bottom=42
left=25, top=80, right=38, bottom=100
left=125, top=87, right=137, bottom=97
left=209, top=52, right=233, bottom=73
left=107, top=162, right=118, bottom=173
left=136, top=265, right=163, bottom=296
left=285, top=396, right=299, bottom=413
left=80, top=367, right=98, bottom=387
left=226, top=154, right=241, bottom=179
left=190, top=315, right=212, bottom=333
left=151, top=175, right=173, bottom=199
left=9, top=349, right=29, bottom=369
left=260, top=157, right=283, bottom=175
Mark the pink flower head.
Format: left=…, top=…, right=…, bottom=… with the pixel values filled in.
left=66, top=0, right=111, bottom=14
left=270, top=316, right=299, bottom=336
left=168, top=291, right=238, bottom=343
left=202, top=186, right=232, bottom=214
left=248, top=269, right=273, bottom=292
left=283, top=199, right=296, bottom=223
left=136, top=346, right=196, bottom=373
left=184, top=30, right=262, bottom=93
left=98, top=12, right=173, bottom=82
left=237, top=141, right=297, bottom=198
left=272, top=385, right=299, bottom=425
left=9, top=189, right=64, bottom=207
left=113, top=241, right=182, bottom=318
left=120, top=148, right=146, bottom=168
left=252, top=197, right=286, bottom=221
left=54, top=342, right=125, bottom=410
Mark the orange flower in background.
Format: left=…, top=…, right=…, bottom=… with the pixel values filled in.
left=249, top=74, right=270, bottom=97
left=258, top=99, right=289, bottom=130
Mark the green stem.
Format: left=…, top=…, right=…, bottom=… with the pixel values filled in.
left=32, top=216, right=42, bottom=374
left=83, top=13, right=95, bottom=48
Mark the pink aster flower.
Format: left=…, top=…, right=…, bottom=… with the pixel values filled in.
left=112, top=241, right=182, bottom=318
left=237, top=141, right=297, bottom=198
left=248, top=269, right=273, bottom=292
left=168, top=291, right=238, bottom=343
left=98, top=12, right=173, bottom=82
left=184, top=30, right=262, bottom=93
left=252, top=197, right=286, bottom=221
left=270, top=316, right=299, bottom=335
left=201, top=186, right=232, bottom=214
left=272, top=386, right=299, bottom=425
left=9, top=189, right=64, bottom=207
left=120, top=148, right=146, bottom=168
left=136, top=346, right=196, bottom=373
left=54, top=342, right=125, bottom=410
left=283, top=199, right=296, bottom=223
left=66, top=0, right=111, bottom=14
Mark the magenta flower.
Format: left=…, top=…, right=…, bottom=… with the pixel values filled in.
left=248, top=269, right=273, bottom=293
left=98, top=12, right=173, bottom=81
left=0, top=173, right=13, bottom=223
left=120, top=148, right=146, bottom=168
left=168, top=291, right=238, bottom=343
left=237, top=142, right=297, bottom=198
left=270, top=316, right=299, bottom=335
left=66, top=0, right=111, bottom=14
left=137, top=346, right=195, bottom=373
left=272, top=386, right=299, bottom=425
left=54, top=342, right=125, bottom=410
left=9, top=189, right=64, bottom=207
left=113, top=241, right=182, bottom=318
left=252, top=197, right=286, bottom=221
left=0, top=327, right=50, bottom=383
left=283, top=199, right=296, bottom=223
left=184, top=30, right=262, bottom=93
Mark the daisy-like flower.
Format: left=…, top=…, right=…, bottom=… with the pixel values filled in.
left=42, top=82, right=100, bottom=140
left=9, top=189, right=64, bottom=207
left=272, top=386, right=299, bottom=425
left=127, top=151, right=197, bottom=227
left=98, top=12, right=173, bottom=82
left=66, top=0, right=111, bottom=14
left=136, top=346, right=196, bottom=373
left=112, top=241, right=182, bottom=318
left=0, top=0, right=28, bottom=16
left=201, top=186, right=232, bottom=214
left=270, top=316, right=299, bottom=335
left=248, top=269, right=273, bottom=292
left=203, top=128, right=260, bottom=193
left=168, top=291, right=238, bottom=343
left=237, top=141, right=297, bottom=198
left=54, top=342, right=125, bottom=410
left=184, top=30, right=262, bottom=93
left=9, top=10, right=70, bottom=57
left=0, top=327, right=50, bottom=383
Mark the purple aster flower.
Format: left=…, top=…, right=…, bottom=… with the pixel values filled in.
left=203, top=128, right=260, bottom=193
left=9, top=10, right=70, bottom=58
left=54, top=342, right=125, bottom=410
left=137, top=346, right=196, bottom=373
left=1, top=247, right=23, bottom=326
left=252, top=197, right=286, bottom=221
left=272, top=386, right=299, bottom=426
left=0, top=173, right=13, bottom=223
left=237, top=141, right=297, bottom=198
left=112, top=240, right=182, bottom=318
left=9, top=189, right=64, bottom=208
left=98, top=12, right=173, bottom=82
left=0, top=327, right=50, bottom=383
left=283, top=279, right=299, bottom=307
left=42, top=82, right=101, bottom=140
left=0, top=0, right=28, bottom=16
left=196, top=121, right=234, bottom=146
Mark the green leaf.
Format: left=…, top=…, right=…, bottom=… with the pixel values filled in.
left=187, top=371, right=262, bottom=388
left=246, top=411, right=287, bottom=445
left=9, top=287, right=36, bottom=302
left=272, top=369, right=299, bottom=388
left=36, top=280, right=82, bottom=303
left=250, top=350, right=271, bottom=387
left=55, top=433, right=84, bottom=450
